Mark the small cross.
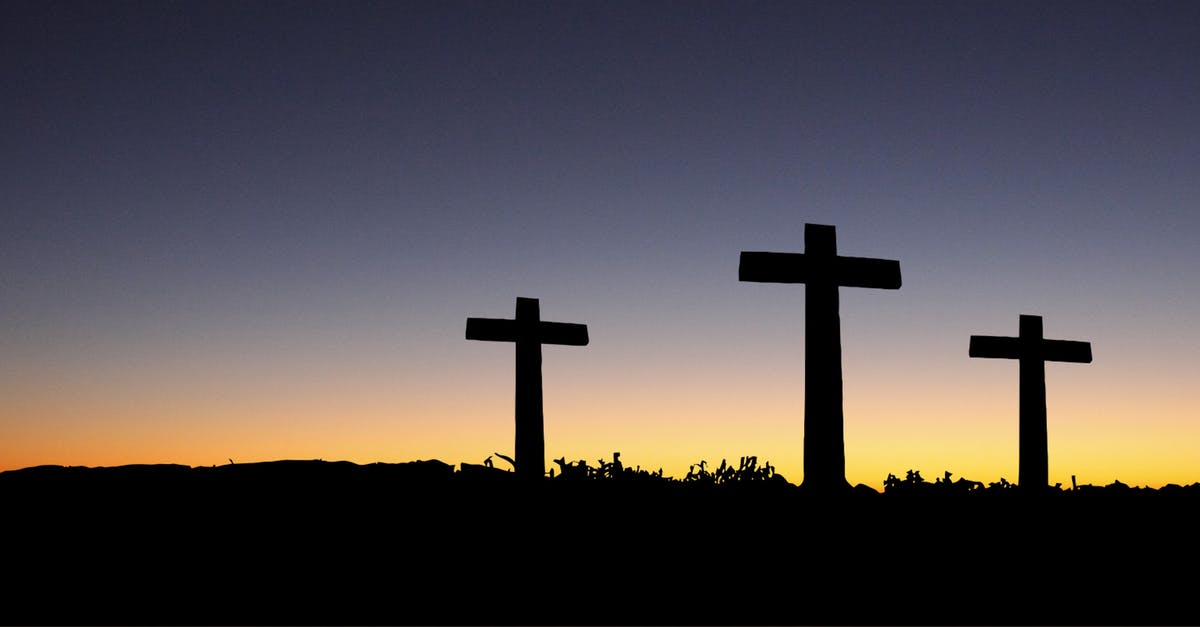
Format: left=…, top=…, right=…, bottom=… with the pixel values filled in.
left=970, top=314, right=1092, bottom=490
left=466, top=297, right=588, bottom=480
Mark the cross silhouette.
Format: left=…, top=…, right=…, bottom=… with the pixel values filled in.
left=970, top=314, right=1092, bottom=490
left=740, top=223, right=901, bottom=491
left=466, top=297, right=588, bottom=480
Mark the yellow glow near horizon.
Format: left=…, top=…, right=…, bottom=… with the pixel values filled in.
left=3, top=320, right=1198, bottom=490
left=5, top=376, right=1197, bottom=490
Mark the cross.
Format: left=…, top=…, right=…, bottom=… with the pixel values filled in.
left=739, top=223, right=901, bottom=491
left=466, top=297, right=589, bottom=481
left=969, top=314, right=1092, bottom=490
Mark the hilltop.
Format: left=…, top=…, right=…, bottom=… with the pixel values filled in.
left=3, top=458, right=1197, bottom=625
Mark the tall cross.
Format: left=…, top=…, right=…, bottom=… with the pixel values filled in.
left=739, top=223, right=901, bottom=491
left=466, top=297, right=589, bottom=480
left=969, top=314, right=1092, bottom=490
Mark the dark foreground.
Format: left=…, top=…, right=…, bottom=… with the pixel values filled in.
left=3, top=460, right=1197, bottom=626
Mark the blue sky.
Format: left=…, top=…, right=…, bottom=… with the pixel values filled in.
left=3, top=0, right=1199, bottom=487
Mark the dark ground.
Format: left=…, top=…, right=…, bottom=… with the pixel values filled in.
left=2, top=460, right=1196, bottom=626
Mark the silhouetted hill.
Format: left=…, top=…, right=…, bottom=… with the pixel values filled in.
left=3, top=459, right=1197, bottom=625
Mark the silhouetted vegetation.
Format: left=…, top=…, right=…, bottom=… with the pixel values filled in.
left=540, top=452, right=786, bottom=485
left=459, top=452, right=1196, bottom=495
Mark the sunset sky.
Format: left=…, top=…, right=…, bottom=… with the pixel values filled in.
left=4, top=0, right=1199, bottom=489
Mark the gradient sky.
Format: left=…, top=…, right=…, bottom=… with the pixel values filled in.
left=4, top=0, right=1199, bottom=489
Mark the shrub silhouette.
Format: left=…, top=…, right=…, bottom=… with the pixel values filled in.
left=540, top=452, right=786, bottom=484
left=469, top=454, right=1179, bottom=494
left=883, top=469, right=1024, bottom=494
left=882, top=469, right=990, bottom=494
left=549, top=451, right=667, bottom=482
left=683, top=455, right=782, bottom=484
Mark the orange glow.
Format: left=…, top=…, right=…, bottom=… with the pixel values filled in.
left=3, top=319, right=1198, bottom=490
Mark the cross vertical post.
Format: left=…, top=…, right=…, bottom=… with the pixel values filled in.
left=1019, top=315, right=1049, bottom=490
left=739, top=223, right=901, bottom=491
left=969, top=314, right=1092, bottom=490
left=466, top=297, right=589, bottom=481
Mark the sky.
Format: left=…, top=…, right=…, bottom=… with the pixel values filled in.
left=3, top=0, right=1199, bottom=489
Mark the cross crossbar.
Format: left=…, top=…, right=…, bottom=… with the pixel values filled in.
left=969, top=336, right=1091, bottom=363
left=465, top=318, right=589, bottom=346
left=739, top=252, right=901, bottom=289
left=969, top=314, right=1092, bottom=363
